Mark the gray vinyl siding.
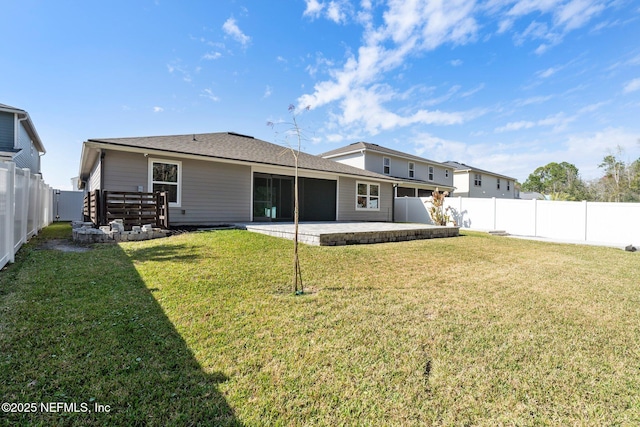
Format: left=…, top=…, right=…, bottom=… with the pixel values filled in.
left=364, top=151, right=386, bottom=175
left=176, top=158, right=251, bottom=224
left=103, top=149, right=147, bottom=191
left=337, top=176, right=393, bottom=221
left=13, top=120, right=40, bottom=173
left=101, top=149, right=251, bottom=225
left=0, top=112, right=13, bottom=151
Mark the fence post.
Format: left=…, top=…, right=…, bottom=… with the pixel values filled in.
left=533, top=198, right=538, bottom=237
left=5, top=162, right=16, bottom=263
left=583, top=200, right=588, bottom=241
left=21, top=168, right=30, bottom=244
left=99, top=190, right=105, bottom=226
left=493, top=197, right=497, bottom=230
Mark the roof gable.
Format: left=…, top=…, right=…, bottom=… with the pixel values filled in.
left=321, top=141, right=448, bottom=167
left=444, top=161, right=516, bottom=181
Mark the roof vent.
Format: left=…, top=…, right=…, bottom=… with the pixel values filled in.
left=228, top=132, right=254, bottom=139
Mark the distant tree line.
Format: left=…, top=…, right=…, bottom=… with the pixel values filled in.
left=521, top=147, right=640, bottom=202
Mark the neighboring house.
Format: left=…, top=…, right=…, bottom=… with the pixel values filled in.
left=443, top=161, right=518, bottom=199
left=0, top=103, right=46, bottom=173
left=320, top=142, right=455, bottom=197
left=78, top=132, right=401, bottom=225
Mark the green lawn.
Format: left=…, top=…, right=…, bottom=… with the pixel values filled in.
left=1, top=223, right=639, bottom=426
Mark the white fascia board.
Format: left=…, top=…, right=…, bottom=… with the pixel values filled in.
left=321, top=148, right=365, bottom=159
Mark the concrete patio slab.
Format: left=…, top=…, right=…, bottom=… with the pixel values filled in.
left=239, top=222, right=459, bottom=246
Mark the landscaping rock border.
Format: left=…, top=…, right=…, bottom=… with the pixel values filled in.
left=72, top=220, right=171, bottom=243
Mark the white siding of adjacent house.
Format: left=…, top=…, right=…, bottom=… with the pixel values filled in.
left=337, top=176, right=393, bottom=221
left=452, top=173, right=470, bottom=197
left=330, top=152, right=365, bottom=170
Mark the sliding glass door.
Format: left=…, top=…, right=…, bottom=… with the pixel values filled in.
left=253, top=174, right=294, bottom=222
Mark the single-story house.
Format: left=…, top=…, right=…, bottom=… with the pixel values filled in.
left=320, top=142, right=455, bottom=197
left=443, top=161, right=518, bottom=199
left=78, top=132, right=401, bottom=225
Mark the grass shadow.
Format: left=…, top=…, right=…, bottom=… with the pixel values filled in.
left=124, top=243, right=205, bottom=263
left=0, top=223, right=241, bottom=426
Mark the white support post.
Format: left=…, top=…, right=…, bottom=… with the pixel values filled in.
left=21, top=168, right=30, bottom=244
left=4, top=162, right=16, bottom=263
left=583, top=200, right=588, bottom=241
left=493, top=197, right=497, bottom=230
left=533, top=198, right=538, bottom=237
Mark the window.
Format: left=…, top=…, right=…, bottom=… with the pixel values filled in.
left=445, top=169, right=449, bottom=178
left=507, top=180, right=511, bottom=191
left=149, top=159, right=181, bottom=207
left=408, top=162, right=415, bottom=178
left=428, top=166, right=434, bottom=181
left=497, top=178, right=501, bottom=190
left=356, top=182, right=380, bottom=210
left=383, top=157, right=390, bottom=175
left=474, top=173, right=482, bottom=187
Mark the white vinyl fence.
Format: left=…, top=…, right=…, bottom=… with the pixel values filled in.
left=1, top=161, right=53, bottom=270
left=395, top=196, right=640, bottom=246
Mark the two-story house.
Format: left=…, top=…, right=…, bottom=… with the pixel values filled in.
left=320, top=142, right=454, bottom=197
left=443, top=161, right=518, bottom=199
left=0, top=103, right=46, bottom=174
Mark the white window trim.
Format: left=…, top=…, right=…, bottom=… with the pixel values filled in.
left=383, top=157, right=390, bottom=175
left=507, top=180, right=511, bottom=191
left=445, top=169, right=449, bottom=178
left=355, top=181, right=381, bottom=211
left=408, top=162, right=415, bottom=178
left=474, top=173, right=482, bottom=187
left=148, top=158, right=182, bottom=207
left=428, top=166, right=434, bottom=181
left=497, top=178, right=501, bottom=190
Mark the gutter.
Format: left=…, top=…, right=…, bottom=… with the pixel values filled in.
left=16, top=111, right=46, bottom=154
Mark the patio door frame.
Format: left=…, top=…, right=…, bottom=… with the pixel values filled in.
left=252, top=173, right=294, bottom=222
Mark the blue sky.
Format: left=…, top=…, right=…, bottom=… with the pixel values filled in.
left=2, top=0, right=639, bottom=190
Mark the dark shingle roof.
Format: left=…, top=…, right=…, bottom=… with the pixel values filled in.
left=86, top=132, right=396, bottom=181
left=0, top=103, right=24, bottom=111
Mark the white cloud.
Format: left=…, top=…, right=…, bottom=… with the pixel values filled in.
left=153, top=106, right=164, bottom=113
left=450, top=59, right=463, bottom=66
left=495, top=113, right=575, bottom=133
left=202, top=52, right=222, bottom=60
left=303, top=0, right=324, bottom=18
left=264, top=85, right=272, bottom=98
left=327, top=1, right=348, bottom=23
left=304, top=0, right=351, bottom=23
left=167, top=62, right=192, bottom=83
left=222, top=18, right=251, bottom=46
left=537, top=66, right=560, bottom=79
left=495, top=120, right=536, bottom=132
left=299, top=0, right=617, bottom=139
left=623, top=78, right=640, bottom=94
left=515, top=95, right=554, bottom=106
left=201, top=88, right=220, bottom=102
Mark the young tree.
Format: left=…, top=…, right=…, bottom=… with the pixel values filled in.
left=267, top=104, right=310, bottom=295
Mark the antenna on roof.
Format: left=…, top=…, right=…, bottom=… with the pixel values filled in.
left=192, top=134, right=197, bottom=141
